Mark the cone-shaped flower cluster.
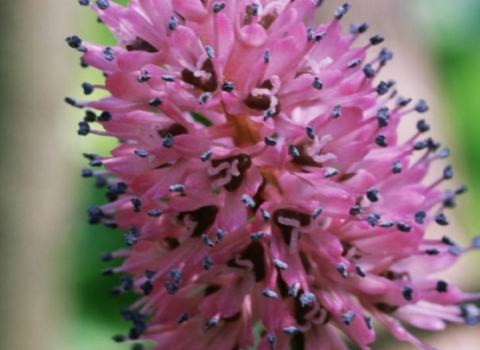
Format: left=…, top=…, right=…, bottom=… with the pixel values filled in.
left=67, top=0, right=480, bottom=349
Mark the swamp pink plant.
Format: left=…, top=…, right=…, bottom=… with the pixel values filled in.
left=67, top=0, right=480, bottom=349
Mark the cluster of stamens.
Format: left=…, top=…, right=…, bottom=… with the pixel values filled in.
left=68, top=1, right=479, bottom=349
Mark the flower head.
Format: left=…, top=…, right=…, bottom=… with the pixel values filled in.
left=68, top=1, right=480, bottom=349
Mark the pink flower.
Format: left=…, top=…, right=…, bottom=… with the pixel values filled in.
left=67, top=1, right=480, bottom=349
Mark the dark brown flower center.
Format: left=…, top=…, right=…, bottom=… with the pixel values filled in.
left=126, top=37, right=158, bottom=53
left=178, top=205, right=219, bottom=237
left=181, top=59, right=218, bottom=92
left=273, top=209, right=311, bottom=245
left=157, top=123, right=188, bottom=138
left=375, top=303, right=399, bottom=314
left=245, top=79, right=275, bottom=111
left=210, top=153, right=252, bottom=191
left=259, top=13, right=277, bottom=29
left=227, top=241, right=266, bottom=282
left=380, top=270, right=411, bottom=281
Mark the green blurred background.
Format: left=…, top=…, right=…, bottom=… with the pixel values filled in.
left=0, top=1, right=479, bottom=349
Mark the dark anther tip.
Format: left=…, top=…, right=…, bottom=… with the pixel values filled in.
left=212, top=2, right=226, bottom=13
left=82, top=82, right=94, bottom=95
left=99, top=252, right=113, bottom=261
left=66, top=35, right=82, bottom=49
left=369, top=34, right=384, bottom=45
left=221, top=81, right=235, bottom=92
left=98, top=111, right=112, bottom=121
left=96, top=0, right=110, bottom=10
left=148, top=98, right=163, bottom=107
left=101, top=268, right=115, bottom=276
left=396, top=222, right=412, bottom=232
left=375, top=134, right=388, bottom=147
left=334, top=3, right=351, bottom=20
left=376, top=81, right=389, bottom=95
left=436, top=280, right=448, bottom=293
left=363, top=64, right=375, bottom=78
left=402, top=286, right=414, bottom=301
left=112, top=334, right=126, bottom=343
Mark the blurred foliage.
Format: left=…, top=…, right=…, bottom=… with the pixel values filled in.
left=418, top=0, right=480, bottom=233
left=67, top=1, right=480, bottom=349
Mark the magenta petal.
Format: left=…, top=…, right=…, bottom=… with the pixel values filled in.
left=239, top=23, right=268, bottom=47
left=117, top=51, right=165, bottom=72
left=106, top=72, right=156, bottom=101
left=213, top=12, right=234, bottom=60
left=217, top=191, right=247, bottom=233
left=172, top=135, right=210, bottom=157
left=172, top=0, right=208, bottom=22
left=170, top=26, right=204, bottom=67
